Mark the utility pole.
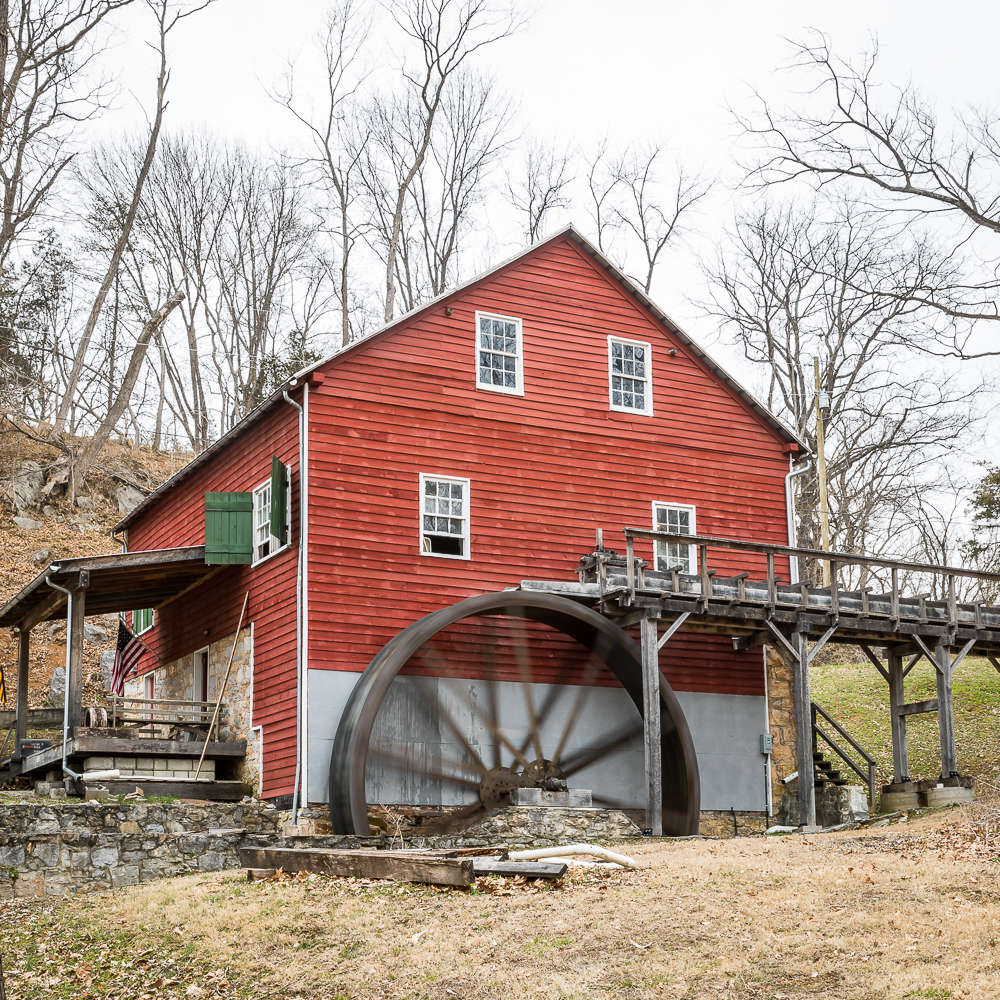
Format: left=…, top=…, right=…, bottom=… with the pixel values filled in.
left=814, top=358, right=831, bottom=586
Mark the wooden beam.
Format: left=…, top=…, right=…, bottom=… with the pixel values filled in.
left=89, top=779, right=251, bottom=801
left=640, top=617, right=662, bottom=836
left=895, top=698, right=939, bottom=717
left=68, top=583, right=86, bottom=734
left=888, top=649, right=909, bottom=783
left=858, top=643, right=890, bottom=683
left=48, top=546, right=206, bottom=574
left=657, top=612, right=691, bottom=650
left=16, top=588, right=67, bottom=633
left=14, top=629, right=29, bottom=754
left=16, top=737, right=247, bottom=774
left=732, top=631, right=769, bottom=652
left=471, top=859, right=567, bottom=879
left=238, top=848, right=474, bottom=886
left=154, top=566, right=226, bottom=611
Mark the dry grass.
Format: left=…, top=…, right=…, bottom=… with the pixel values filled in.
left=4, top=808, right=1000, bottom=999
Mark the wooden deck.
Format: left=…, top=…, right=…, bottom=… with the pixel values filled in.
left=521, top=528, right=1000, bottom=833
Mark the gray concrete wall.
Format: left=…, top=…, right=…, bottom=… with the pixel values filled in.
left=306, top=669, right=768, bottom=812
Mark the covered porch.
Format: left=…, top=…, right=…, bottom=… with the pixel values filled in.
left=0, top=546, right=250, bottom=799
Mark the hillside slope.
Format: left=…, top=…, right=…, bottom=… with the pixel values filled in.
left=811, top=656, right=1000, bottom=790
left=0, top=439, right=186, bottom=715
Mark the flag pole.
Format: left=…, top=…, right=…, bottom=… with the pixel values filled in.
left=194, top=591, right=250, bottom=781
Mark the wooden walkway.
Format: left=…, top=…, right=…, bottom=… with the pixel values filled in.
left=521, top=528, right=1000, bottom=833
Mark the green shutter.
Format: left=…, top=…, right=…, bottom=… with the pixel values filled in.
left=205, top=491, right=253, bottom=565
left=269, top=456, right=288, bottom=545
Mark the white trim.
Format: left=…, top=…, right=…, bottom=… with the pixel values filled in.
left=475, top=311, right=524, bottom=396
left=251, top=464, right=292, bottom=566
left=651, top=501, right=697, bottom=574
left=419, top=472, right=472, bottom=561
left=300, top=387, right=309, bottom=806
left=607, top=336, right=654, bottom=416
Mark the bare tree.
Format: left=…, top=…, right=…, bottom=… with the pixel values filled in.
left=53, top=0, right=214, bottom=440
left=0, top=0, right=139, bottom=273
left=272, top=0, right=371, bottom=347
left=374, top=0, right=524, bottom=322
left=704, top=198, right=983, bottom=575
left=506, top=136, right=573, bottom=245
left=738, top=33, right=1000, bottom=353
left=585, top=141, right=710, bottom=292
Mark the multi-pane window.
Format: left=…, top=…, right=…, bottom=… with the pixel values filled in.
left=420, top=474, right=471, bottom=559
left=477, top=312, right=523, bottom=395
left=608, top=337, right=653, bottom=415
left=653, top=503, right=696, bottom=574
left=252, top=469, right=290, bottom=564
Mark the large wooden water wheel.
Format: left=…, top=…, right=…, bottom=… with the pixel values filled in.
left=329, top=592, right=700, bottom=836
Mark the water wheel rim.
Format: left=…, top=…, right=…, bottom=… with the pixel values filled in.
left=329, top=591, right=701, bottom=836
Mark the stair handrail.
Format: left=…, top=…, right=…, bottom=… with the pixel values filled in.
left=811, top=702, right=879, bottom=810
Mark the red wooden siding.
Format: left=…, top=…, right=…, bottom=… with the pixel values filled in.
left=305, top=238, right=789, bottom=707
left=125, top=401, right=301, bottom=797
left=124, top=233, right=794, bottom=801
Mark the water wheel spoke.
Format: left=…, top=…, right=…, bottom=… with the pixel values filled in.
left=513, top=619, right=545, bottom=760
left=421, top=661, right=530, bottom=769
left=560, top=721, right=644, bottom=778
left=406, top=668, right=490, bottom=775
left=552, top=654, right=601, bottom=765
left=368, top=747, right=483, bottom=790
left=516, top=683, right=563, bottom=758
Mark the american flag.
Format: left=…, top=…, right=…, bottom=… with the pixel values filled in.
left=111, top=618, right=142, bottom=696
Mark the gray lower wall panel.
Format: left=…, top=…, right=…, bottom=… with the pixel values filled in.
left=306, top=669, right=768, bottom=812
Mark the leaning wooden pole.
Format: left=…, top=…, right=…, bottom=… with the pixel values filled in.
left=195, top=591, right=250, bottom=781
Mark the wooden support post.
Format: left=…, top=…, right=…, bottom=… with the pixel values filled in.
left=792, top=625, right=816, bottom=828
left=68, top=581, right=87, bottom=735
left=934, top=643, right=957, bottom=779
left=887, top=648, right=909, bottom=783
left=640, top=615, right=662, bottom=836
left=15, top=629, right=29, bottom=756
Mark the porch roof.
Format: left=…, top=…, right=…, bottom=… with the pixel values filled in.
left=0, top=546, right=216, bottom=630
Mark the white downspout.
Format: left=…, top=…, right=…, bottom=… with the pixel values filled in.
left=784, top=455, right=812, bottom=585
left=283, top=383, right=309, bottom=825
left=45, top=576, right=81, bottom=781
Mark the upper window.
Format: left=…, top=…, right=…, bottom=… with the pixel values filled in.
left=652, top=502, right=696, bottom=574
left=476, top=312, right=523, bottom=395
left=608, top=337, right=653, bottom=415
left=253, top=468, right=290, bottom=564
left=420, top=474, right=471, bottom=559
left=133, top=608, right=154, bottom=634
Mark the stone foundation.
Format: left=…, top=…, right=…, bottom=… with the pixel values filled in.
left=776, top=784, right=870, bottom=828
left=0, top=801, right=280, bottom=898
left=698, top=810, right=770, bottom=838
left=81, top=756, right=215, bottom=781
left=0, top=800, right=643, bottom=897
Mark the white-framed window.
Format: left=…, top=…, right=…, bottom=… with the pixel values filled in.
left=132, top=607, right=154, bottom=634
left=420, top=473, right=471, bottom=560
left=476, top=311, right=523, bottom=395
left=253, top=466, right=291, bottom=565
left=652, top=502, right=696, bottom=574
left=608, top=336, right=653, bottom=415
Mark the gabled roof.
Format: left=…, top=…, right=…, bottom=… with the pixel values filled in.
left=115, top=225, right=807, bottom=532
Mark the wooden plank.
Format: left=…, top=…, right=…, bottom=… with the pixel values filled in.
left=238, top=848, right=474, bottom=886
left=15, top=630, right=29, bottom=752
left=0, top=707, right=63, bottom=730
left=16, top=589, right=68, bottom=633
left=471, top=859, right=567, bottom=878
left=640, top=616, right=662, bottom=836
left=92, top=779, right=252, bottom=800
left=17, top=738, right=247, bottom=774
left=895, top=698, right=939, bottom=717
left=68, top=583, right=86, bottom=734
left=48, top=546, right=207, bottom=574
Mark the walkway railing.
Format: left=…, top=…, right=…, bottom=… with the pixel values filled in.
left=811, top=702, right=878, bottom=810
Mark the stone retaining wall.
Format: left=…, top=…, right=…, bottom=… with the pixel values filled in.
left=0, top=801, right=642, bottom=897
left=0, top=801, right=280, bottom=898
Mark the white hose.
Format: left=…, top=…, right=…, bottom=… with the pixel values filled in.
left=508, top=844, right=639, bottom=869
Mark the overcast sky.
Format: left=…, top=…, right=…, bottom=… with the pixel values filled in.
left=99, top=1, right=1000, bottom=335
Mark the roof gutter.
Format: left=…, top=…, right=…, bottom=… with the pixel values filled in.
left=283, top=382, right=309, bottom=824
left=785, top=456, right=813, bottom=585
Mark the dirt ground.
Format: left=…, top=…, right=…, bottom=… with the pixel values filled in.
left=2, top=806, right=999, bottom=1000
